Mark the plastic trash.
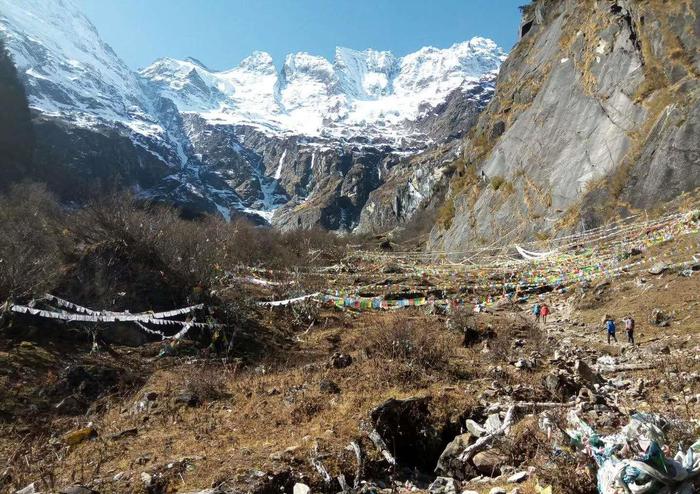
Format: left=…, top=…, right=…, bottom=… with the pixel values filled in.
left=565, top=413, right=700, bottom=493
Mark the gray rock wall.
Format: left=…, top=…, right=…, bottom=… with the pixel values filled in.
left=429, top=0, right=700, bottom=252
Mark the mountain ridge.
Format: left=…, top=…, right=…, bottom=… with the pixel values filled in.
left=0, top=0, right=505, bottom=229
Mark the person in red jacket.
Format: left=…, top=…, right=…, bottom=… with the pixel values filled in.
left=540, top=303, right=550, bottom=324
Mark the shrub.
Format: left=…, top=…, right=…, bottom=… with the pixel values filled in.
left=446, top=306, right=495, bottom=346
left=364, top=317, right=455, bottom=382
left=490, top=175, right=506, bottom=190
left=0, top=186, right=353, bottom=347
left=0, top=183, right=64, bottom=302
left=181, top=363, right=231, bottom=402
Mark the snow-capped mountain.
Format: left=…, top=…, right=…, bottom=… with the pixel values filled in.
left=139, top=38, right=505, bottom=144
left=0, top=0, right=170, bottom=144
left=0, top=0, right=506, bottom=230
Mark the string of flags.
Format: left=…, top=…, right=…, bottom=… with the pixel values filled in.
left=4, top=209, right=699, bottom=326
left=256, top=211, right=700, bottom=311
left=8, top=295, right=219, bottom=340
left=257, top=293, right=321, bottom=307
left=42, top=294, right=204, bottom=320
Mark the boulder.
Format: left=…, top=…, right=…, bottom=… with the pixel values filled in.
left=472, top=450, right=509, bottom=476
left=648, top=263, right=669, bottom=275
left=435, top=433, right=473, bottom=479
left=484, top=414, right=503, bottom=433
left=293, top=483, right=311, bottom=494
left=544, top=371, right=580, bottom=401
left=489, top=488, right=507, bottom=494
left=319, top=379, right=340, bottom=394
left=574, top=360, right=603, bottom=386
left=648, top=342, right=671, bottom=355
left=514, top=358, right=534, bottom=370
left=329, top=352, right=353, bottom=369
left=465, top=420, right=487, bottom=437
left=174, top=390, right=200, bottom=407
left=15, top=483, right=37, bottom=494
left=428, top=476, right=459, bottom=494
left=650, top=308, right=671, bottom=327
left=140, top=472, right=153, bottom=488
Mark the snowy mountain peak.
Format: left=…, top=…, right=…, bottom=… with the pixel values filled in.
left=334, top=47, right=398, bottom=100
left=184, top=56, right=211, bottom=70
left=0, top=0, right=507, bottom=227
left=282, top=52, right=336, bottom=83
left=237, top=51, right=275, bottom=74
left=2, top=0, right=506, bottom=145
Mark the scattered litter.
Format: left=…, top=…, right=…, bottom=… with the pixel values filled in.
left=566, top=412, right=700, bottom=493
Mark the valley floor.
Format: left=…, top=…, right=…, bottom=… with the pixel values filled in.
left=1, top=216, right=699, bottom=494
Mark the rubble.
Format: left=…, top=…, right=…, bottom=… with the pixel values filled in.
left=319, top=379, right=340, bottom=394
left=472, top=450, right=509, bottom=476
left=435, top=433, right=473, bottom=479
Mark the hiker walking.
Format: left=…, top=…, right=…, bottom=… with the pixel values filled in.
left=540, top=303, right=550, bottom=324
left=603, top=315, right=617, bottom=344
left=623, top=315, right=635, bottom=345
left=532, top=302, right=541, bottom=322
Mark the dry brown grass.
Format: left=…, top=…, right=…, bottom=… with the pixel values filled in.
left=0, top=311, right=486, bottom=492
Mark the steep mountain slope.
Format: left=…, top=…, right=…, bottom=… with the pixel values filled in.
left=0, top=37, right=34, bottom=188
left=138, top=40, right=504, bottom=229
left=0, top=0, right=506, bottom=228
left=429, top=0, right=700, bottom=251
left=0, top=0, right=178, bottom=198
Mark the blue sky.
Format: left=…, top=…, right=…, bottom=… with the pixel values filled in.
left=76, top=0, right=525, bottom=71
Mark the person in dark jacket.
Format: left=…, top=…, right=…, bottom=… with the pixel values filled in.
left=604, top=315, right=617, bottom=344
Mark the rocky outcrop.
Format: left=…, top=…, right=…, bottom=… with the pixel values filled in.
left=429, top=0, right=700, bottom=251
left=355, top=78, right=495, bottom=234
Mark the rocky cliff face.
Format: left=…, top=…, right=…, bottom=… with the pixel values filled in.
left=429, top=0, right=700, bottom=251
